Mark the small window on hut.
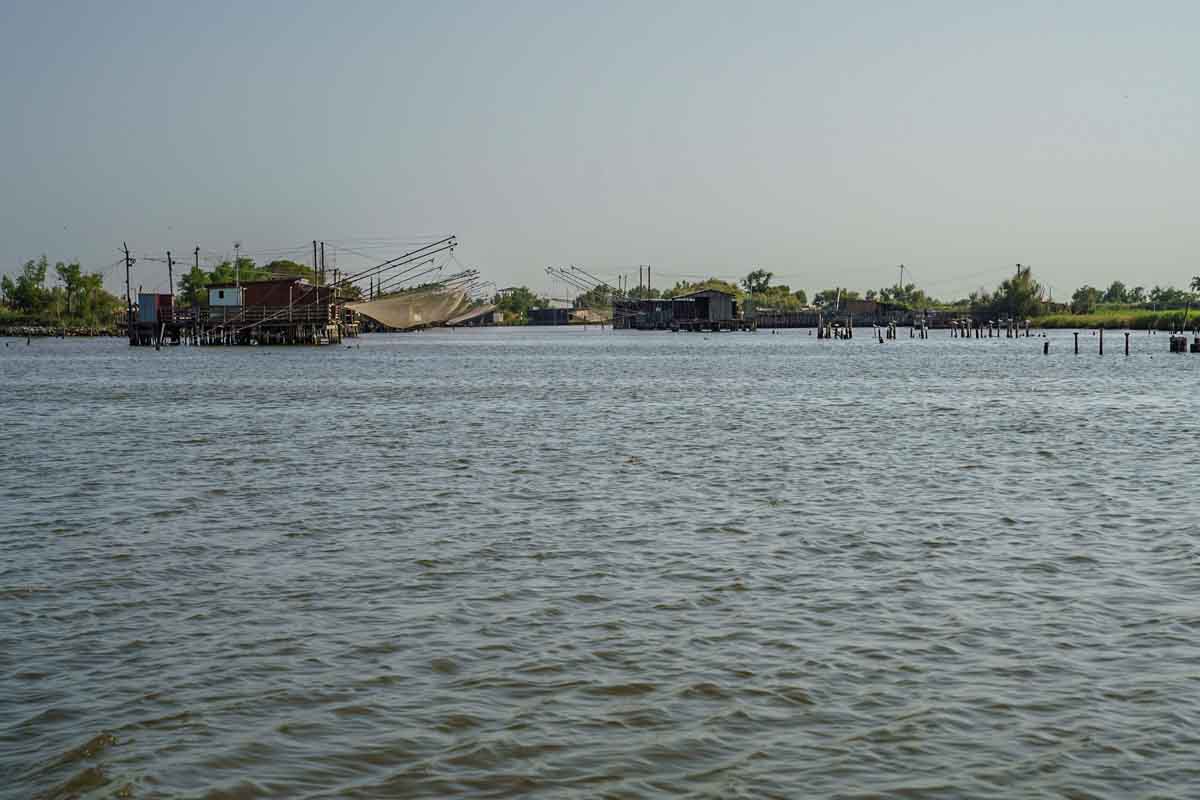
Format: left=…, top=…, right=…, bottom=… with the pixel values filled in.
left=218, top=290, right=225, bottom=299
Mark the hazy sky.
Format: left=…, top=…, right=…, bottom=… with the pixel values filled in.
left=1, top=0, right=1196, bottom=299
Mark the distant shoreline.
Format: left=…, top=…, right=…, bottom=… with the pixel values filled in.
left=1, top=325, right=120, bottom=338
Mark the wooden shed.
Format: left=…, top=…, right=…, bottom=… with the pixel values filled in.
left=674, top=289, right=736, bottom=323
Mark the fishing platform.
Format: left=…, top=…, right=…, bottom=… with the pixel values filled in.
left=613, top=289, right=756, bottom=332
left=129, top=278, right=357, bottom=347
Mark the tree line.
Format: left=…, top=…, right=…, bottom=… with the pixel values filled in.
left=1, top=256, right=123, bottom=327
left=13, top=253, right=1197, bottom=329
left=563, top=267, right=1200, bottom=320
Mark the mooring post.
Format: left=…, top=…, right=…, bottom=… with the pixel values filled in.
left=1124, top=331, right=1130, bottom=356
left=1043, top=341, right=1049, bottom=355
left=1099, top=328, right=1104, bottom=356
left=1074, top=331, right=1079, bottom=354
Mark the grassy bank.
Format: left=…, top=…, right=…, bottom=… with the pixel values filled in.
left=1035, top=309, right=1196, bottom=330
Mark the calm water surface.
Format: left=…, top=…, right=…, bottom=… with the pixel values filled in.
left=2, top=328, right=1199, bottom=799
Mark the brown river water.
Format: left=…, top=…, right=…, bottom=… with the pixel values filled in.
left=2, top=327, right=1198, bottom=798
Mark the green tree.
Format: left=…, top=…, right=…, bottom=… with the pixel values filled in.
left=494, top=286, right=541, bottom=321
left=178, top=265, right=210, bottom=306
left=814, top=287, right=861, bottom=306
left=0, top=274, right=14, bottom=307
left=1, top=257, right=121, bottom=325
left=661, top=278, right=739, bottom=299
left=263, top=259, right=316, bottom=280
left=793, top=288, right=807, bottom=305
left=207, top=257, right=267, bottom=286
left=1150, top=285, right=1189, bottom=308
left=1071, top=285, right=1101, bottom=314
left=1103, top=280, right=1128, bottom=304
left=575, top=284, right=614, bottom=309
left=1129, top=286, right=1147, bottom=304
left=54, top=261, right=83, bottom=315
left=992, top=265, right=1045, bottom=319
left=76, top=273, right=120, bottom=325
left=966, top=289, right=992, bottom=314
left=878, top=282, right=931, bottom=309
left=748, top=284, right=807, bottom=312
left=742, top=269, right=773, bottom=294
left=4, top=256, right=50, bottom=311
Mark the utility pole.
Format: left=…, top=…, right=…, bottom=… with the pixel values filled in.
left=123, top=242, right=134, bottom=341
left=898, top=264, right=905, bottom=290
left=1013, top=264, right=1021, bottom=320
left=166, top=251, right=174, bottom=296
left=234, top=241, right=241, bottom=289
left=313, top=240, right=319, bottom=284
left=320, top=241, right=326, bottom=286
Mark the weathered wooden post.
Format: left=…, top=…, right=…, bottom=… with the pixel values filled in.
left=1124, top=331, right=1130, bottom=356
left=1073, top=331, right=1079, bottom=354
left=1099, top=328, right=1104, bottom=356
left=1043, top=341, right=1049, bottom=355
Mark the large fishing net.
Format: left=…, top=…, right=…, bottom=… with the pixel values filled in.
left=571, top=308, right=610, bottom=324
left=445, top=304, right=497, bottom=326
left=348, top=289, right=471, bottom=330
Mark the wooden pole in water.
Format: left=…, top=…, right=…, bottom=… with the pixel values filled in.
left=1099, top=328, right=1104, bottom=355
left=1074, top=331, right=1079, bottom=354
left=1125, top=331, right=1130, bottom=356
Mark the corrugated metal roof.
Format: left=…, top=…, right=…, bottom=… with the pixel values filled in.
left=208, top=277, right=309, bottom=289
left=675, top=288, right=736, bottom=299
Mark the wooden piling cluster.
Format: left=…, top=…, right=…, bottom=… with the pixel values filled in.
left=816, top=313, right=854, bottom=340
left=948, top=318, right=1034, bottom=339
left=1169, top=335, right=1200, bottom=353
